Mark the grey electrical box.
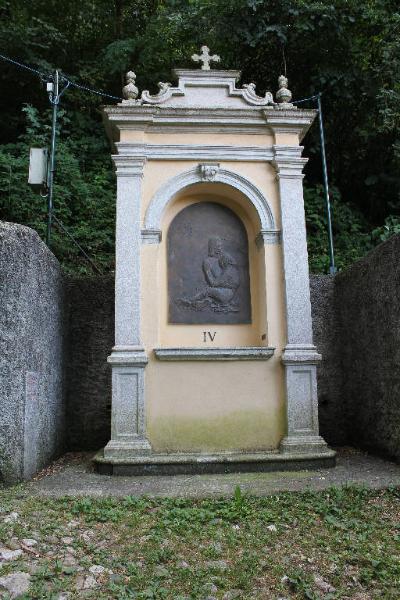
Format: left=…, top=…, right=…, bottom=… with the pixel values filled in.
left=28, top=148, right=48, bottom=188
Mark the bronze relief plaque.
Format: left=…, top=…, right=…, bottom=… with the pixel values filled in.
left=168, top=201, right=252, bottom=324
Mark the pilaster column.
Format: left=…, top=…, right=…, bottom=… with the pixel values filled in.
left=273, top=145, right=329, bottom=455
left=104, top=155, right=151, bottom=458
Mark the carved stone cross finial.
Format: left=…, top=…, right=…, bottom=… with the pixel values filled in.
left=191, top=46, right=220, bottom=70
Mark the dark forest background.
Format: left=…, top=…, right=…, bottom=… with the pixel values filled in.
left=0, top=0, right=399, bottom=274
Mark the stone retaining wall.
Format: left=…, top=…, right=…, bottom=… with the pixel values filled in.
left=309, top=274, right=347, bottom=446
left=65, top=251, right=400, bottom=460
left=2, top=220, right=400, bottom=484
left=64, top=274, right=347, bottom=451
left=335, top=235, right=400, bottom=460
left=0, top=222, right=66, bottom=484
left=65, top=277, right=113, bottom=450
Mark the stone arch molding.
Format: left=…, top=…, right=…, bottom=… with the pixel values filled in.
left=141, top=165, right=281, bottom=246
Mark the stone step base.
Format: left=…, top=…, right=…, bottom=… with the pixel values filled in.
left=93, top=448, right=336, bottom=476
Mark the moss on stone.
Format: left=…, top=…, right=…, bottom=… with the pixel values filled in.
left=148, top=408, right=285, bottom=453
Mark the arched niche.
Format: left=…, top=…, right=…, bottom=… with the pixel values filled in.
left=155, top=183, right=271, bottom=348
left=167, top=201, right=252, bottom=325
left=141, top=165, right=280, bottom=246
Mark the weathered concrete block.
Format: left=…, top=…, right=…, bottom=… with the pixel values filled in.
left=0, top=222, right=66, bottom=483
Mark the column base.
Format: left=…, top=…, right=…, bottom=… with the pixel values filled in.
left=106, top=346, right=152, bottom=458
left=280, top=345, right=332, bottom=458
left=279, top=435, right=334, bottom=456
left=104, top=437, right=152, bottom=460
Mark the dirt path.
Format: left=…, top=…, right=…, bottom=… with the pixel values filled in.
left=24, top=447, right=400, bottom=498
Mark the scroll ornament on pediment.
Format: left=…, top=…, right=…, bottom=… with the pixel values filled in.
left=141, top=82, right=174, bottom=104
left=137, top=80, right=275, bottom=107
left=138, top=79, right=276, bottom=107
left=241, top=83, right=274, bottom=106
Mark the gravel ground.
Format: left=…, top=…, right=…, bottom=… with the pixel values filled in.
left=1, top=449, right=399, bottom=598
left=20, top=447, right=400, bottom=498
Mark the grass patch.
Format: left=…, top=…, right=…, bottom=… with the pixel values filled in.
left=0, top=485, right=399, bottom=598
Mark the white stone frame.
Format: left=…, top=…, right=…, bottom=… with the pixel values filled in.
left=141, top=165, right=280, bottom=245
left=104, top=156, right=151, bottom=459
left=103, top=148, right=330, bottom=461
left=104, top=158, right=280, bottom=460
left=272, top=145, right=329, bottom=455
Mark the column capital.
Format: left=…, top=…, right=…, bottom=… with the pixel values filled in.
left=108, top=346, right=148, bottom=366
left=272, top=145, right=308, bottom=179
left=263, top=108, right=317, bottom=142
left=112, top=155, right=146, bottom=177
left=282, top=344, right=322, bottom=365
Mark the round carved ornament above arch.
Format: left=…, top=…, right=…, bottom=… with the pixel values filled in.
left=141, top=165, right=281, bottom=246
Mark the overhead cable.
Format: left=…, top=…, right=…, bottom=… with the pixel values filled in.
left=0, top=52, right=122, bottom=101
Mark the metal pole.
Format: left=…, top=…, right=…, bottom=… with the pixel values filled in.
left=46, top=69, right=59, bottom=247
left=317, top=93, right=336, bottom=274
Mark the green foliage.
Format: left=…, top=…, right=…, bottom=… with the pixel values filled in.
left=304, top=185, right=374, bottom=272
left=0, top=105, right=115, bottom=274
left=1, top=486, right=400, bottom=598
left=372, top=215, right=400, bottom=243
left=71, top=497, right=126, bottom=522
left=1, top=0, right=400, bottom=273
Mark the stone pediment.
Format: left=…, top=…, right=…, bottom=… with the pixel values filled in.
left=104, top=48, right=317, bottom=141
left=140, top=69, right=275, bottom=109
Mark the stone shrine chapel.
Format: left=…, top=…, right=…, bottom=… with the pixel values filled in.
left=3, top=48, right=400, bottom=486
left=95, top=46, right=335, bottom=474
